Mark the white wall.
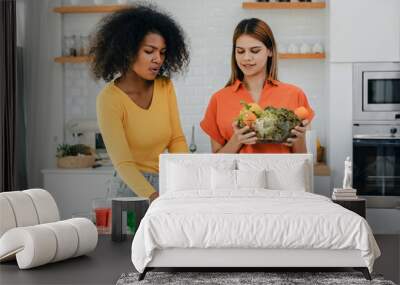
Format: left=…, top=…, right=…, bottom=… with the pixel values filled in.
left=61, top=0, right=328, bottom=153
left=326, top=63, right=353, bottom=188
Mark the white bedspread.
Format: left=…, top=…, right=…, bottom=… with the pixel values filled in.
left=131, top=190, right=380, bottom=273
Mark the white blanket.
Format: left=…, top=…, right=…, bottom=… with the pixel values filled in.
left=131, top=190, right=380, bottom=273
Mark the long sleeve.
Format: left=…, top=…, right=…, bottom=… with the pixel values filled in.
left=96, top=92, right=156, bottom=198
left=167, top=81, right=189, bottom=153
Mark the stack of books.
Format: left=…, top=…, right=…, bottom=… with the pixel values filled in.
left=332, top=188, right=358, bottom=200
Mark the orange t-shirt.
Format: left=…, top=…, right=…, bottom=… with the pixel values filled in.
left=200, top=79, right=315, bottom=153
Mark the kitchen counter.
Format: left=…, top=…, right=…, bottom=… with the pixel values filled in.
left=42, top=166, right=115, bottom=175
left=314, top=163, right=330, bottom=176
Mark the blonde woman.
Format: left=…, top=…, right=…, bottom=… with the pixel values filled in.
left=201, top=18, right=314, bottom=154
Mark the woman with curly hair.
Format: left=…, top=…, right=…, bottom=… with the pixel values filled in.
left=91, top=5, right=190, bottom=202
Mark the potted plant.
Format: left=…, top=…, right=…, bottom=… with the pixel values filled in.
left=56, top=144, right=96, bottom=168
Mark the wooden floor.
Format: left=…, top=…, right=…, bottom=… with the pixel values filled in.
left=373, top=235, right=400, bottom=284
left=0, top=235, right=398, bottom=285
left=0, top=235, right=134, bottom=285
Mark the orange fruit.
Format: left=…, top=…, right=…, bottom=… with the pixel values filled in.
left=294, top=106, right=309, bottom=120
left=243, top=111, right=257, bottom=127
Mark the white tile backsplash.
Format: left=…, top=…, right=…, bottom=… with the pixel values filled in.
left=63, top=0, right=327, bottom=152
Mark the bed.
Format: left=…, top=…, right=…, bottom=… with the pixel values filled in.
left=131, top=154, right=380, bottom=281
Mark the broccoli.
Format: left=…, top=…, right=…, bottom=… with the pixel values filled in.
left=255, top=106, right=301, bottom=142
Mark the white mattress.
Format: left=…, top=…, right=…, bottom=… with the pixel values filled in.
left=131, top=190, right=380, bottom=273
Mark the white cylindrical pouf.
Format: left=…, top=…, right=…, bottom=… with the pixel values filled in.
left=1, top=192, right=39, bottom=227
left=0, top=226, right=57, bottom=269
left=0, top=196, right=16, bottom=237
left=23, top=189, right=60, bottom=223
left=42, top=221, right=79, bottom=262
left=0, top=227, right=23, bottom=262
left=17, top=226, right=57, bottom=269
left=64, top=218, right=98, bottom=257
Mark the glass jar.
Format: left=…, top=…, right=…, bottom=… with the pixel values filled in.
left=81, top=35, right=90, bottom=56
left=63, top=35, right=77, bottom=56
left=76, top=35, right=83, bottom=56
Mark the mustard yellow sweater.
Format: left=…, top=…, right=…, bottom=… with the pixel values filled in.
left=96, top=77, right=188, bottom=197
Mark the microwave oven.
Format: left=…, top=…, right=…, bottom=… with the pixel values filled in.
left=353, top=62, right=400, bottom=122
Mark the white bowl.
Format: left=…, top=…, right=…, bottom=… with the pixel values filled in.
left=312, top=43, right=324, bottom=53
left=300, top=43, right=311, bottom=54
left=287, top=43, right=299, bottom=54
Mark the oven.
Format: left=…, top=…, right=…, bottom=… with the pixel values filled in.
left=353, top=124, right=400, bottom=208
left=353, top=62, right=400, bottom=122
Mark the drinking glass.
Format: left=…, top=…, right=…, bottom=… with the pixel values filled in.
left=92, top=198, right=112, bottom=234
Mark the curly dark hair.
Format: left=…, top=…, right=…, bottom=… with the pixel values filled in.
left=89, top=4, right=190, bottom=82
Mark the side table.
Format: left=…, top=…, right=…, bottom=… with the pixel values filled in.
left=332, top=198, right=366, bottom=218
left=112, top=197, right=149, bottom=242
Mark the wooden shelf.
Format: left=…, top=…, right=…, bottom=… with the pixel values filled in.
left=279, top=53, right=325, bottom=59
left=54, top=56, right=91, bottom=63
left=242, top=2, right=326, bottom=10
left=55, top=2, right=327, bottom=13
left=314, top=163, right=330, bottom=176
left=53, top=5, right=130, bottom=14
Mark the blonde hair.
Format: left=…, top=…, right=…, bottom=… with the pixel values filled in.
left=226, top=18, right=278, bottom=87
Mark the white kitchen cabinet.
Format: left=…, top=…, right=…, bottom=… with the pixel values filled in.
left=329, top=0, right=400, bottom=62
left=42, top=167, right=115, bottom=220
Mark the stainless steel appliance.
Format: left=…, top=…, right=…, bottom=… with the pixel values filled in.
left=353, top=62, right=400, bottom=122
left=353, top=123, right=400, bottom=208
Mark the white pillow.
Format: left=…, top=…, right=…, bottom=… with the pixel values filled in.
left=238, top=159, right=308, bottom=192
left=211, top=169, right=267, bottom=190
left=168, top=163, right=210, bottom=191
left=266, top=162, right=307, bottom=191
left=167, top=160, right=236, bottom=191
left=237, top=169, right=267, bottom=189
left=211, top=168, right=236, bottom=190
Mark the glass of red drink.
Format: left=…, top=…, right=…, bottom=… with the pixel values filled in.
left=92, top=198, right=112, bottom=234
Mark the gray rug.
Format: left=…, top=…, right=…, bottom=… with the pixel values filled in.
left=116, top=271, right=397, bottom=285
